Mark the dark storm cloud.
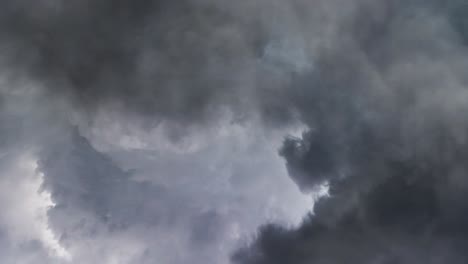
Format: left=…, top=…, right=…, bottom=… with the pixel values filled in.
left=0, top=0, right=334, bottom=129
left=2, top=0, right=468, bottom=263
left=234, top=1, right=468, bottom=263
left=0, top=0, right=269, bottom=123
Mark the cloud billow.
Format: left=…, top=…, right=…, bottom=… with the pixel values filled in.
left=2, top=0, right=468, bottom=263
left=234, top=1, right=468, bottom=264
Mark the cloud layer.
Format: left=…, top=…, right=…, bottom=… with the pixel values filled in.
left=234, top=1, right=468, bottom=263
left=1, top=0, right=468, bottom=263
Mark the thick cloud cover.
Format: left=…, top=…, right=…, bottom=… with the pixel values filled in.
left=2, top=0, right=468, bottom=263
left=234, top=1, right=468, bottom=264
left=0, top=0, right=301, bottom=126
left=0, top=1, right=316, bottom=262
left=0, top=84, right=311, bottom=263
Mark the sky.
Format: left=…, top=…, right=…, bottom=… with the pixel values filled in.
left=1, top=0, right=468, bottom=263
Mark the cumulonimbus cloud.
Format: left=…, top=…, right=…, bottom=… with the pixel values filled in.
left=234, top=1, right=468, bottom=263
left=2, top=0, right=468, bottom=263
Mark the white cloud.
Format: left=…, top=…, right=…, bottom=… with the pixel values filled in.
left=0, top=152, right=70, bottom=262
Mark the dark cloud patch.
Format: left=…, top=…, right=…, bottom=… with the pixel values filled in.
left=448, top=2, right=468, bottom=44
left=0, top=0, right=267, bottom=124
left=234, top=1, right=468, bottom=263
left=234, top=166, right=468, bottom=263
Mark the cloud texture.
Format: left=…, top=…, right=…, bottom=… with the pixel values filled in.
left=233, top=1, right=468, bottom=264
left=1, top=0, right=468, bottom=263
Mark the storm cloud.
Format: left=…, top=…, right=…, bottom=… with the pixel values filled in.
left=1, top=0, right=468, bottom=263
left=234, top=1, right=468, bottom=264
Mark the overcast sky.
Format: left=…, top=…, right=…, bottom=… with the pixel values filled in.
left=2, top=1, right=468, bottom=264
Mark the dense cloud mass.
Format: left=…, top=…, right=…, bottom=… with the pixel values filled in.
left=1, top=0, right=468, bottom=263
left=0, top=0, right=297, bottom=125
left=234, top=1, right=468, bottom=264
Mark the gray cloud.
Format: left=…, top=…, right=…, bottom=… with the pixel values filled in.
left=1, top=0, right=265, bottom=125
left=2, top=0, right=468, bottom=264
left=234, top=1, right=468, bottom=264
left=0, top=1, right=312, bottom=261
left=0, top=0, right=346, bottom=129
left=0, top=79, right=310, bottom=263
left=34, top=123, right=309, bottom=264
